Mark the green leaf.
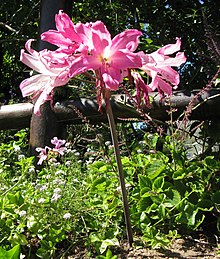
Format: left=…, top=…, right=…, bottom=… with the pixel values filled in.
left=140, top=212, right=150, bottom=224
left=152, top=176, right=164, bottom=192
left=8, top=233, right=28, bottom=246
left=212, top=191, right=220, bottom=204
left=172, top=169, right=186, bottom=180
left=198, top=199, right=214, bottom=211
left=100, top=238, right=119, bottom=254
left=90, top=177, right=108, bottom=192
left=204, top=156, right=218, bottom=170
left=89, top=232, right=101, bottom=243
left=138, top=175, right=152, bottom=189
left=0, top=245, right=20, bottom=259
left=145, top=160, right=166, bottom=180
left=137, top=197, right=152, bottom=211
left=164, top=189, right=181, bottom=207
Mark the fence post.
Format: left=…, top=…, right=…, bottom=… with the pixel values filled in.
left=29, top=0, right=73, bottom=160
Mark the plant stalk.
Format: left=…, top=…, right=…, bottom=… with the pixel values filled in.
left=104, top=91, right=133, bottom=247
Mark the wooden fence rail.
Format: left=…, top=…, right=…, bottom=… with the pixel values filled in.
left=1, top=88, right=220, bottom=130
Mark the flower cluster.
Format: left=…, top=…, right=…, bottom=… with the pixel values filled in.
left=20, top=10, right=186, bottom=115
left=36, top=137, right=67, bottom=165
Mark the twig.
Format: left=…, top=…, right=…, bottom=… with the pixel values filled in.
left=0, top=22, right=17, bottom=33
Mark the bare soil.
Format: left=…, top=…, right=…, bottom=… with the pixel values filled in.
left=66, top=234, right=220, bottom=259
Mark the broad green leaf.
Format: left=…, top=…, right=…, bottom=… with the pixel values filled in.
left=198, top=199, right=214, bottom=211
left=140, top=212, right=150, bottom=224
left=204, top=156, right=217, bottom=170
left=172, top=169, right=186, bottom=180
left=152, top=176, right=164, bottom=192
left=90, top=177, right=108, bottom=192
left=100, top=238, right=119, bottom=254
left=145, top=160, right=166, bottom=180
left=164, top=189, right=181, bottom=207
left=0, top=245, right=20, bottom=259
left=89, top=232, right=101, bottom=243
left=151, top=193, right=166, bottom=204
left=138, top=175, right=152, bottom=190
left=137, top=197, right=152, bottom=211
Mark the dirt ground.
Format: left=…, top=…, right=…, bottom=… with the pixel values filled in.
left=67, top=235, right=220, bottom=259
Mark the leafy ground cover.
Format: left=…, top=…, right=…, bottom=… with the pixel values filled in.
left=0, top=125, right=220, bottom=258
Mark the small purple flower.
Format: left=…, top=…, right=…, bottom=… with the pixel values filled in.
left=51, top=137, right=67, bottom=155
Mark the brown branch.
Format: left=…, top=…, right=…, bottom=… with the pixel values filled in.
left=1, top=88, right=220, bottom=130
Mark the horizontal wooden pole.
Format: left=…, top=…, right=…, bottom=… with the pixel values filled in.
left=0, top=88, right=220, bottom=130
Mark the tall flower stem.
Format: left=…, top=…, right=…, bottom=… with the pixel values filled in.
left=104, top=90, right=133, bottom=247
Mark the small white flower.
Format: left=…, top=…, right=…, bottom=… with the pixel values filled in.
left=53, top=179, right=65, bottom=185
left=38, top=198, right=45, bottom=203
left=13, top=143, right=21, bottom=152
left=20, top=253, right=26, bottom=259
left=116, top=183, right=131, bottom=192
left=105, top=141, right=111, bottom=146
left=53, top=162, right=61, bottom=167
left=45, top=174, right=51, bottom=179
left=63, top=213, right=72, bottom=219
left=74, top=152, right=80, bottom=156
left=65, top=160, right=71, bottom=166
left=18, top=210, right=27, bottom=217
left=55, top=170, right=65, bottom=176
left=65, top=142, right=71, bottom=147
left=137, top=149, right=142, bottom=154
left=18, top=154, right=25, bottom=160
left=36, top=184, right=48, bottom=192
left=51, top=193, right=62, bottom=202
left=54, top=188, right=62, bottom=193
left=28, top=166, right=35, bottom=173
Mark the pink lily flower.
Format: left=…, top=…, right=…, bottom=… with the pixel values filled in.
left=138, top=37, right=186, bottom=95
left=68, top=21, right=142, bottom=91
left=51, top=137, right=67, bottom=155
left=19, top=39, right=70, bottom=115
left=41, top=10, right=83, bottom=54
left=36, top=146, right=51, bottom=165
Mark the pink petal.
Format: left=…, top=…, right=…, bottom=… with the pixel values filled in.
left=156, top=66, right=180, bottom=85
left=102, top=67, right=121, bottom=90
left=157, top=37, right=182, bottom=55
left=92, top=30, right=110, bottom=54
left=75, top=22, right=94, bottom=51
left=20, top=49, right=44, bottom=74
left=55, top=10, right=75, bottom=32
left=112, top=29, right=142, bottom=52
left=19, top=74, right=48, bottom=97
left=158, top=52, right=186, bottom=67
left=24, top=39, right=38, bottom=56
left=69, top=55, right=100, bottom=77
left=148, top=71, right=159, bottom=91
left=33, top=86, right=54, bottom=116
left=156, top=77, right=173, bottom=95
left=41, top=30, right=73, bottom=48
left=111, top=50, right=142, bottom=69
